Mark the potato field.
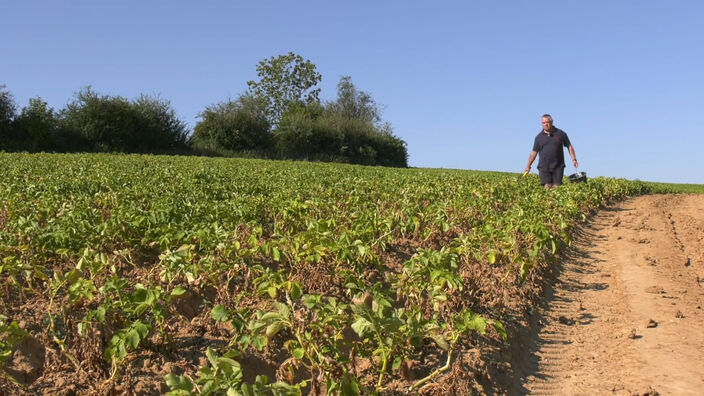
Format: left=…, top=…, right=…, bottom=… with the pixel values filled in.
left=0, top=153, right=651, bottom=395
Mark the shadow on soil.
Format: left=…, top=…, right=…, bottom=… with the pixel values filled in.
left=501, top=215, right=612, bottom=395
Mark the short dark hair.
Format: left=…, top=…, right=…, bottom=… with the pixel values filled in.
left=541, top=114, right=553, bottom=122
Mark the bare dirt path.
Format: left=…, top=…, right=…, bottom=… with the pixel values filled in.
left=519, top=194, right=704, bottom=395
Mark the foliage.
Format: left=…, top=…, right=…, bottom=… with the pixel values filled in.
left=247, top=52, right=322, bottom=125
left=642, top=181, right=704, bottom=194
left=0, top=315, right=29, bottom=367
left=0, top=84, right=16, bottom=126
left=273, top=77, right=408, bottom=167
left=191, top=94, right=272, bottom=154
left=274, top=110, right=407, bottom=167
left=132, top=94, right=189, bottom=150
left=0, top=84, right=19, bottom=150
left=13, top=97, right=60, bottom=151
left=2, top=65, right=408, bottom=169
left=0, top=153, right=656, bottom=394
left=273, top=102, right=339, bottom=161
left=60, top=87, right=188, bottom=152
left=165, top=348, right=303, bottom=395
left=326, top=76, right=383, bottom=125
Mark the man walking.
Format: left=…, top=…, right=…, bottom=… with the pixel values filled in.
left=525, top=114, right=578, bottom=189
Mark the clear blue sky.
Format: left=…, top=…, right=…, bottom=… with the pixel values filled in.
left=2, top=1, right=702, bottom=183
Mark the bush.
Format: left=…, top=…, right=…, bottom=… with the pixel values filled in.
left=13, top=97, right=60, bottom=151
left=132, top=94, right=189, bottom=151
left=0, top=84, right=19, bottom=150
left=190, top=94, right=272, bottom=154
left=274, top=104, right=407, bottom=167
left=61, top=87, right=189, bottom=153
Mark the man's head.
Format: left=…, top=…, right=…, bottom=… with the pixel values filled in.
left=541, top=114, right=553, bottom=132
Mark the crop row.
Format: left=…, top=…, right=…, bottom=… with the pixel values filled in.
left=0, top=153, right=650, bottom=395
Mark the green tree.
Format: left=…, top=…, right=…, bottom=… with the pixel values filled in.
left=62, top=87, right=188, bottom=153
left=274, top=102, right=334, bottom=160
left=326, top=76, right=382, bottom=125
left=62, top=87, right=135, bottom=151
left=14, top=97, right=59, bottom=151
left=191, top=94, right=272, bottom=154
left=132, top=94, right=189, bottom=151
left=0, top=85, right=16, bottom=124
left=324, top=77, right=408, bottom=167
left=0, top=84, right=18, bottom=149
left=274, top=95, right=408, bottom=167
left=247, top=52, right=322, bottom=125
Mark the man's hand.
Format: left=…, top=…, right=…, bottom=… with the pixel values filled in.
left=572, top=158, right=579, bottom=168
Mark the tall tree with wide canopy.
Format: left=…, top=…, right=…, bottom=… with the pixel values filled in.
left=247, top=52, right=322, bottom=125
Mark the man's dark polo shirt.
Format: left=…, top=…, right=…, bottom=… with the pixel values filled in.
left=532, top=127, right=572, bottom=171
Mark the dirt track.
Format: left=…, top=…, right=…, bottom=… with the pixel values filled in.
left=518, top=194, right=704, bottom=395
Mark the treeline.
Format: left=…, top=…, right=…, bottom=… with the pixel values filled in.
left=0, top=88, right=189, bottom=154
left=0, top=52, right=407, bottom=167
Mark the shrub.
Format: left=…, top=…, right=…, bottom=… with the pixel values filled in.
left=132, top=94, right=189, bottom=151
left=0, top=84, right=19, bottom=150
left=61, top=87, right=188, bottom=153
left=274, top=104, right=407, bottom=167
left=190, top=94, right=272, bottom=154
left=14, top=97, right=60, bottom=152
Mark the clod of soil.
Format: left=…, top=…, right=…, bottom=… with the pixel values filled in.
left=3, top=336, right=46, bottom=385
left=628, top=329, right=637, bottom=339
left=172, top=288, right=206, bottom=320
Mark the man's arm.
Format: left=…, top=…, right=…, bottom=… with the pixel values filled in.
left=525, top=151, right=537, bottom=173
left=568, top=145, right=578, bottom=168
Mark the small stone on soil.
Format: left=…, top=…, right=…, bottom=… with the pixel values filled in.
left=628, top=328, right=637, bottom=339
left=646, top=319, right=658, bottom=328
left=675, top=310, right=685, bottom=318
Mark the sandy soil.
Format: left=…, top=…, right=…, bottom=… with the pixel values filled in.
left=518, top=194, right=704, bottom=395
